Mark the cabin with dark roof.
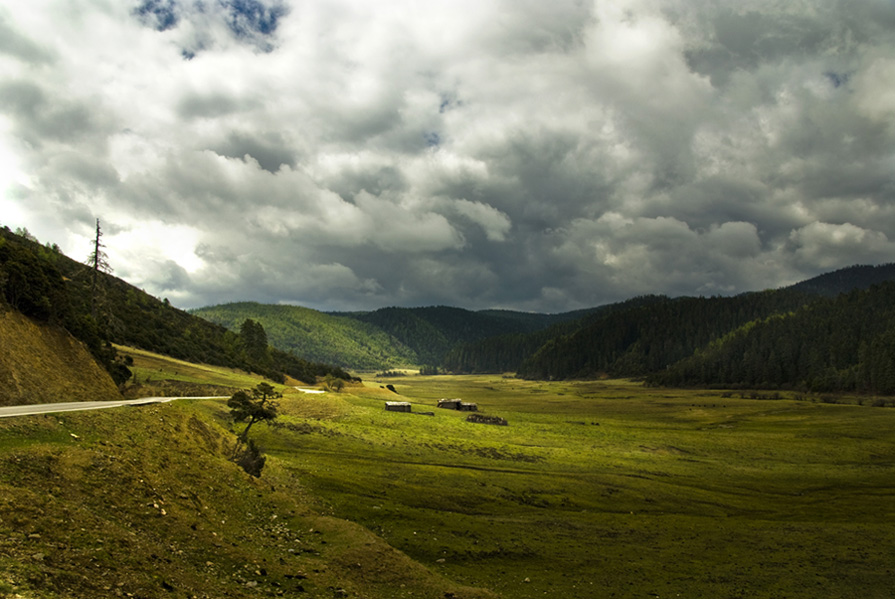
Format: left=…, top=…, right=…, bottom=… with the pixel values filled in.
left=437, top=398, right=478, bottom=411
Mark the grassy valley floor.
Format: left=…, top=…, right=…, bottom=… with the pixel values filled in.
left=254, top=376, right=895, bottom=599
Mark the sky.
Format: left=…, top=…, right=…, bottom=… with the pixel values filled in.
left=1, top=0, right=894, bottom=313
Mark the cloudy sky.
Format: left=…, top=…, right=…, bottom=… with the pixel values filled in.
left=2, top=0, right=894, bottom=312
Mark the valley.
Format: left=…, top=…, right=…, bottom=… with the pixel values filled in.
left=5, top=347, right=886, bottom=598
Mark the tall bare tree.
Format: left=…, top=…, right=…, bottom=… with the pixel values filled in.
left=87, top=218, right=111, bottom=320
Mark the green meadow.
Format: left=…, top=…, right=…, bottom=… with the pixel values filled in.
left=247, top=375, right=895, bottom=599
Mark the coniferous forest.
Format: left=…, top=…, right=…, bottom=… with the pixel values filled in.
left=647, top=283, right=895, bottom=394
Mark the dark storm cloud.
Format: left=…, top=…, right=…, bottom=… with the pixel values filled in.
left=0, top=81, right=112, bottom=146
left=210, top=131, right=297, bottom=173
left=2, top=0, right=895, bottom=312
left=176, top=92, right=253, bottom=120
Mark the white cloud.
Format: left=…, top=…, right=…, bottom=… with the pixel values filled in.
left=853, top=56, right=895, bottom=125
left=789, top=222, right=895, bottom=270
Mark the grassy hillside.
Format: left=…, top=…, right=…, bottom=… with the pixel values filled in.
left=0, top=226, right=350, bottom=386
left=0, top=307, right=121, bottom=406
left=0, top=401, right=495, bottom=599
left=192, top=302, right=418, bottom=370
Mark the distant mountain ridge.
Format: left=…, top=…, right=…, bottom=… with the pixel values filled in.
left=449, top=264, right=895, bottom=379
left=192, top=303, right=589, bottom=370
left=5, top=220, right=893, bottom=395
left=6, top=220, right=895, bottom=393
left=191, top=263, right=895, bottom=380
left=339, top=305, right=589, bottom=366
left=786, top=263, right=895, bottom=296
left=9, top=219, right=884, bottom=390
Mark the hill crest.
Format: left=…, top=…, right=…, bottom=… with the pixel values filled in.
left=786, top=263, right=895, bottom=296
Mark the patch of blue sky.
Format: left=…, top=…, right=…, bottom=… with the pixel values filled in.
left=134, top=0, right=287, bottom=52
left=135, top=0, right=180, bottom=32
left=824, top=71, right=849, bottom=88
left=222, top=0, right=286, bottom=39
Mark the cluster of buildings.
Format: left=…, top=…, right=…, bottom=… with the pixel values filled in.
left=384, top=396, right=506, bottom=425
left=383, top=398, right=478, bottom=413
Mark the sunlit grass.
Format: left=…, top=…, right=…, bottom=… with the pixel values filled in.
left=117, top=345, right=292, bottom=393
left=258, top=374, right=895, bottom=598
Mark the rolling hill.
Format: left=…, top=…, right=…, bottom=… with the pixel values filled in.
left=191, top=303, right=588, bottom=371
left=191, top=302, right=418, bottom=370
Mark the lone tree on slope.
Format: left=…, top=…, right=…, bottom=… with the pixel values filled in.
left=228, top=382, right=281, bottom=476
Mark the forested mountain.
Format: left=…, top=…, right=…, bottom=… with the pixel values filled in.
left=445, top=264, right=895, bottom=392
left=0, top=226, right=349, bottom=385
left=443, top=295, right=667, bottom=374
left=8, top=220, right=893, bottom=393
left=338, top=307, right=455, bottom=366
left=649, top=282, right=895, bottom=394
left=191, top=262, right=895, bottom=389
left=515, top=290, right=814, bottom=380
left=191, top=302, right=418, bottom=370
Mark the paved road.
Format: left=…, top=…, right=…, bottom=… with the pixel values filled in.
left=0, top=396, right=228, bottom=419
